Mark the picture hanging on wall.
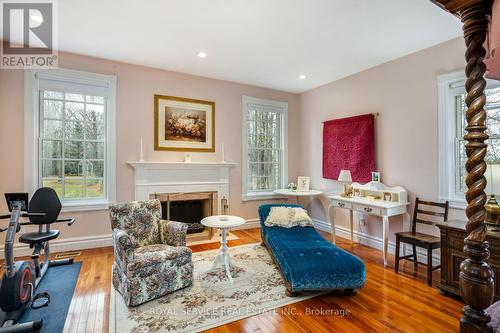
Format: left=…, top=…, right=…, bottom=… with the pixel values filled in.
left=154, top=94, right=215, bottom=152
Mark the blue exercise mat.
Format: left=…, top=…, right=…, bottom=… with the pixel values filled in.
left=19, top=261, right=81, bottom=333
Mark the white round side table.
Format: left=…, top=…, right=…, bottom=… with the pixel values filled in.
left=273, top=189, right=323, bottom=204
left=201, top=215, right=245, bottom=283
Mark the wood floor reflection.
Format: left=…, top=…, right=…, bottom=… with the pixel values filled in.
left=1, top=228, right=462, bottom=332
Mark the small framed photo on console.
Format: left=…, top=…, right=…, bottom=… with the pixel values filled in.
left=371, top=172, right=381, bottom=183
left=297, top=176, right=310, bottom=192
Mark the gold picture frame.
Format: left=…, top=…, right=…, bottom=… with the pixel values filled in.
left=154, top=94, right=215, bottom=152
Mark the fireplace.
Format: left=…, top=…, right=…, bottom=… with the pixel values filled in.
left=169, top=200, right=205, bottom=234
left=151, top=191, right=218, bottom=240
left=128, top=161, right=236, bottom=243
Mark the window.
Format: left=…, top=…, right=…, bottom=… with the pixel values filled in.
left=25, top=69, right=116, bottom=211
left=242, top=96, right=288, bottom=200
left=438, top=70, right=500, bottom=207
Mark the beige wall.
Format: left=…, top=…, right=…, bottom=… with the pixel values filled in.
left=0, top=52, right=298, bottom=242
left=297, top=37, right=467, bottom=242
left=0, top=37, right=471, bottom=248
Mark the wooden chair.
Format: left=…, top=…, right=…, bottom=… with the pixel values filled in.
left=394, top=198, right=449, bottom=286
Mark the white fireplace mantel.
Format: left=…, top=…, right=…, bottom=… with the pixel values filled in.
left=127, top=161, right=237, bottom=212
left=127, top=161, right=237, bottom=169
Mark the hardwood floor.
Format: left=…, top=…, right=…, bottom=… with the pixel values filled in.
left=4, top=228, right=464, bottom=332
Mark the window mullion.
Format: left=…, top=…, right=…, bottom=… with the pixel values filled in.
left=83, top=99, right=87, bottom=199
left=61, top=96, right=66, bottom=199
left=38, top=91, right=43, bottom=190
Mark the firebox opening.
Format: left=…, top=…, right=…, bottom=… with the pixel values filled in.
left=165, top=200, right=206, bottom=234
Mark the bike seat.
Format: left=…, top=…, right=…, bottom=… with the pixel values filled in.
left=19, top=230, right=60, bottom=245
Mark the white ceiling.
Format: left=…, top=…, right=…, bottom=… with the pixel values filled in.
left=56, top=0, right=462, bottom=93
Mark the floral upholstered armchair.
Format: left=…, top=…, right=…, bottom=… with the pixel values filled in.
left=109, top=199, right=193, bottom=306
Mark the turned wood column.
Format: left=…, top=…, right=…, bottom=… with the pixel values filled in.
left=430, top=0, right=494, bottom=331
left=459, top=2, right=494, bottom=333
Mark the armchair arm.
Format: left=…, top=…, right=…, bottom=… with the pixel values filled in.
left=112, top=228, right=134, bottom=271
left=160, top=220, right=189, bottom=246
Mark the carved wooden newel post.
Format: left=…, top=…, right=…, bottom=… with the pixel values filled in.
left=431, top=0, right=494, bottom=332
left=460, top=2, right=495, bottom=332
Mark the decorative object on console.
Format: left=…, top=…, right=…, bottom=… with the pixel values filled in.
left=259, top=204, right=366, bottom=297
left=154, top=94, right=215, bottom=152
left=394, top=198, right=449, bottom=286
left=365, top=194, right=381, bottom=200
left=338, top=169, right=352, bottom=197
left=328, top=181, right=409, bottom=266
left=109, top=199, right=193, bottom=306
left=485, top=163, right=500, bottom=231
left=485, top=195, right=500, bottom=232
left=296, top=176, right=310, bottom=192
left=184, top=152, right=192, bottom=163
left=287, top=182, right=297, bottom=191
left=371, top=171, right=380, bottom=183
left=322, top=113, right=375, bottom=183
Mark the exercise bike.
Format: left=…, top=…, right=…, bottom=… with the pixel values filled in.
left=0, top=188, right=75, bottom=333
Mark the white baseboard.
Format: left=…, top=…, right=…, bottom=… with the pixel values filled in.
left=234, top=218, right=261, bottom=230
left=1, top=218, right=261, bottom=257
left=313, top=219, right=440, bottom=266
left=0, top=234, right=113, bottom=257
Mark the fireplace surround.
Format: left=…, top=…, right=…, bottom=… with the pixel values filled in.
left=128, top=161, right=236, bottom=242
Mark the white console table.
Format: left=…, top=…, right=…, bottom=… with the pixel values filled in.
left=328, top=182, right=410, bottom=266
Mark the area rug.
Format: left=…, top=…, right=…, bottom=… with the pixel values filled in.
left=20, top=261, right=81, bottom=333
left=109, top=244, right=321, bottom=333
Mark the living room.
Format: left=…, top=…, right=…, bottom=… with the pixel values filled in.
left=0, top=1, right=499, bottom=332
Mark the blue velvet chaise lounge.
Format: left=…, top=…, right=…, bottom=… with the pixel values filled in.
left=259, top=204, right=366, bottom=296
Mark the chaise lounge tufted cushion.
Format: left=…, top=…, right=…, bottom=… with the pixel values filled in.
left=259, top=204, right=366, bottom=293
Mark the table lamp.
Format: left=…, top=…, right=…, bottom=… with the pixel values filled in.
left=485, top=163, right=500, bottom=231
left=338, top=169, right=352, bottom=197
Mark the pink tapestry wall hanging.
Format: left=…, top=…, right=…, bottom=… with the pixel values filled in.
left=322, top=113, right=375, bottom=183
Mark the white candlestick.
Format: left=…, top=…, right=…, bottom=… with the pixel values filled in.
left=139, top=137, right=145, bottom=162
left=221, top=142, right=226, bottom=163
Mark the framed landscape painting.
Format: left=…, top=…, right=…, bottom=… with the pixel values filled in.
left=154, top=94, right=215, bottom=152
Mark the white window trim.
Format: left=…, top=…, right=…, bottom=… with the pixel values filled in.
left=438, top=70, right=467, bottom=209
left=438, top=70, right=500, bottom=209
left=24, top=68, right=117, bottom=212
left=241, top=95, right=288, bottom=201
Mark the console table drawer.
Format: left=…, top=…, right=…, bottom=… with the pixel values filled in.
left=332, top=200, right=352, bottom=209
left=353, top=204, right=382, bottom=216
